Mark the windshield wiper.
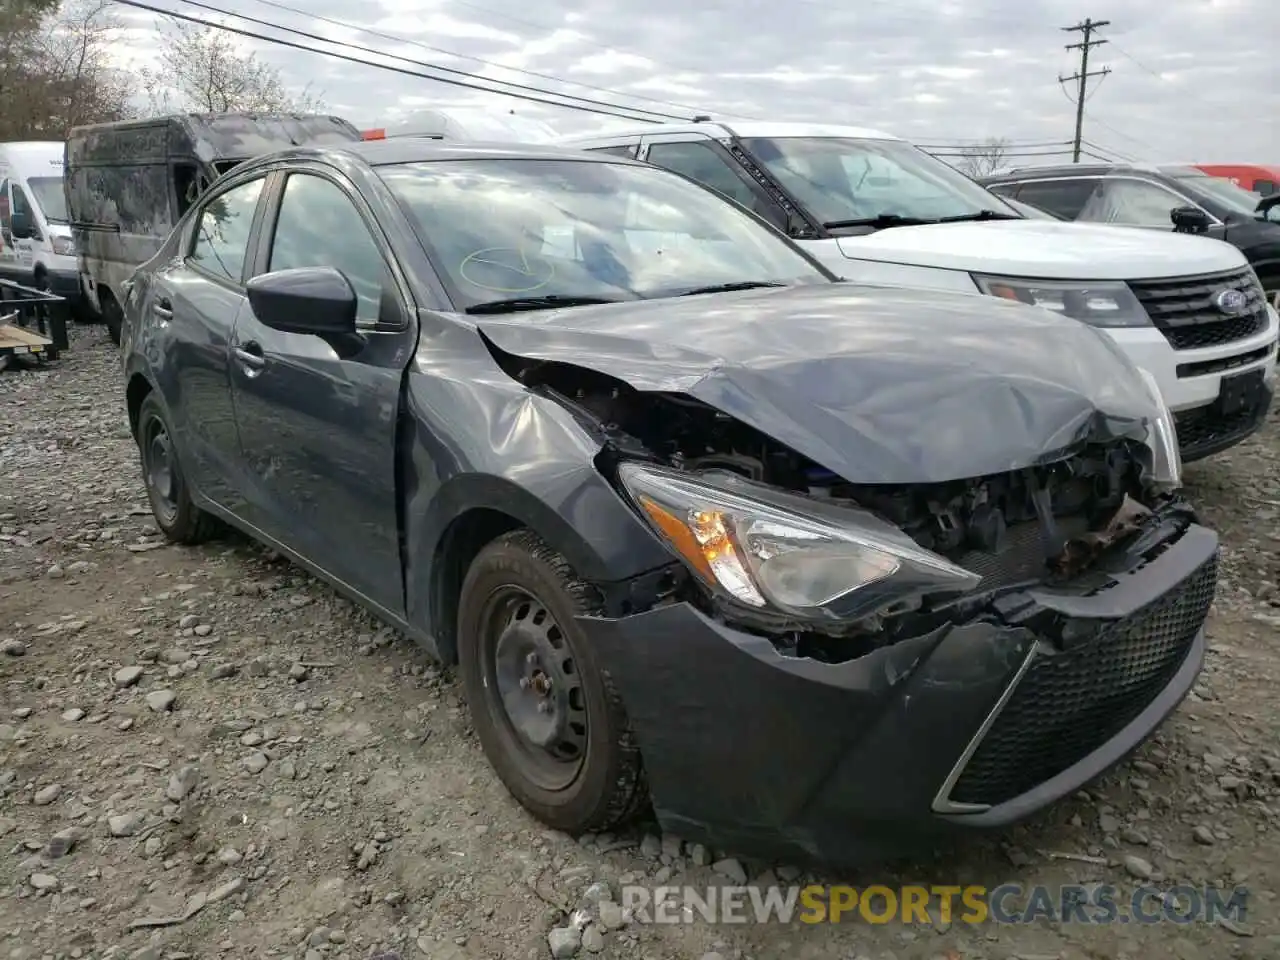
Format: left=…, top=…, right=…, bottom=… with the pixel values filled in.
left=935, top=209, right=1022, bottom=223
left=677, top=281, right=788, bottom=297
left=822, top=213, right=932, bottom=229
left=464, top=295, right=627, bottom=315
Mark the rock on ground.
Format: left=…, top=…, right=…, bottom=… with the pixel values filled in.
left=2, top=328, right=1279, bottom=959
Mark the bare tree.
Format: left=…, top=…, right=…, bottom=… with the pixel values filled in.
left=141, top=18, right=325, bottom=114
left=0, top=0, right=137, bottom=139
left=951, top=138, right=1011, bottom=179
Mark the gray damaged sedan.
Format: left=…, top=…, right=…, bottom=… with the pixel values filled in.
left=121, top=140, right=1214, bottom=865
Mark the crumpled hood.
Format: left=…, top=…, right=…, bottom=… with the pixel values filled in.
left=833, top=219, right=1247, bottom=280
left=477, top=282, right=1163, bottom=485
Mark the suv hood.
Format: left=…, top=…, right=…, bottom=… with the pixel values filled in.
left=476, top=283, right=1163, bottom=485
left=834, top=219, right=1246, bottom=281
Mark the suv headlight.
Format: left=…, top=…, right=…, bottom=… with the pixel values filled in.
left=972, top=274, right=1152, bottom=327
left=51, top=235, right=74, bottom=257
left=617, top=462, right=981, bottom=622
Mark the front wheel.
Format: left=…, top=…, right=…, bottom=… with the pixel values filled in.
left=136, top=393, right=219, bottom=544
left=457, top=529, right=648, bottom=834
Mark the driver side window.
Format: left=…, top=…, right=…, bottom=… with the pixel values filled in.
left=266, top=174, right=386, bottom=324
left=645, top=141, right=785, bottom=228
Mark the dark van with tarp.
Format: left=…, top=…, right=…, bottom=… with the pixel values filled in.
left=64, top=112, right=361, bottom=343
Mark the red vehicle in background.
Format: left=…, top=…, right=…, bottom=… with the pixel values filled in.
left=1195, top=164, right=1280, bottom=198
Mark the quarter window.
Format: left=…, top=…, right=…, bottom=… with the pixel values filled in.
left=587, top=144, right=639, bottom=158
left=267, top=173, right=385, bottom=324
left=189, top=177, right=265, bottom=283
left=1012, top=179, right=1099, bottom=220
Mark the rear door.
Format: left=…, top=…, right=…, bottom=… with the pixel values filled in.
left=228, top=163, right=416, bottom=618
left=148, top=172, right=271, bottom=509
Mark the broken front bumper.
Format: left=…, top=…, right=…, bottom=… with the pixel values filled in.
left=581, top=522, right=1218, bottom=866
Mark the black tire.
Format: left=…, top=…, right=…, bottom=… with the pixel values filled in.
left=136, top=392, right=219, bottom=544
left=102, top=293, right=122, bottom=346
left=457, top=529, right=648, bottom=834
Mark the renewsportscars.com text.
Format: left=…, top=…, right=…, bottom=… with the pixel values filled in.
left=620, top=883, right=1249, bottom=926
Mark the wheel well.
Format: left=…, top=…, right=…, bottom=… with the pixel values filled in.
left=126, top=374, right=152, bottom=440
left=431, top=508, right=523, bottom=664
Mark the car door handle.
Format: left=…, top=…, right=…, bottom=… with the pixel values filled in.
left=153, top=297, right=172, bottom=320
left=234, top=342, right=266, bottom=372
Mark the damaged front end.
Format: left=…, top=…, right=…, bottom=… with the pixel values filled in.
left=485, top=339, right=1217, bottom=863
left=491, top=340, right=1198, bottom=664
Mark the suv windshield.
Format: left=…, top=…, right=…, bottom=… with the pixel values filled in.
left=1169, top=170, right=1264, bottom=218
left=26, top=176, right=68, bottom=223
left=737, top=136, right=1021, bottom=230
left=378, top=157, right=831, bottom=309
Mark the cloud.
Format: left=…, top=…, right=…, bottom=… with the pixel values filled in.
left=105, top=0, right=1277, bottom=160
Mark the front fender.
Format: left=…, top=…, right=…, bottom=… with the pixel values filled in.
left=400, top=372, right=674, bottom=636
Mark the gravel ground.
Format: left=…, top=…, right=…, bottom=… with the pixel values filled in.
left=2, top=327, right=1279, bottom=960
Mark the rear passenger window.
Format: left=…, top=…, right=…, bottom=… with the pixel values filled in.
left=188, top=177, right=265, bottom=283
left=1011, top=179, right=1099, bottom=220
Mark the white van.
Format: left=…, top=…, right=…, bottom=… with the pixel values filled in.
left=0, top=142, right=81, bottom=309
left=555, top=120, right=1280, bottom=464
left=360, top=108, right=559, bottom=143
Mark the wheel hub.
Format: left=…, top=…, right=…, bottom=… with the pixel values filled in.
left=495, top=623, right=571, bottom=749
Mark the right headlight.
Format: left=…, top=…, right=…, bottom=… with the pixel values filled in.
left=972, top=274, right=1152, bottom=328
left=617, top=462, right=981, bottom=623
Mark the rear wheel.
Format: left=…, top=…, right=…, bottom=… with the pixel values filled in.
left=136, top=393, right=219, bottom=544
left=457, top=529, right=648, bottom=833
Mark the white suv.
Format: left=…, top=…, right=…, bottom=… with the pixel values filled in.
left=556, top=120, right=1279, bottom=464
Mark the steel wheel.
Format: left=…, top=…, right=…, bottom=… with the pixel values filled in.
left=142, top=413, right=179, bottom=528
left=478, top=584, right=588, bottom=792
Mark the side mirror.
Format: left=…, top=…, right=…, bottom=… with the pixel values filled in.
left=1170, top=206, right=1212, bottom=233
left=1257, top=195, right=1280, bottom=222
left=10, top=212, right=35, bottom=240
left=246, top=266, right=358, bottom=337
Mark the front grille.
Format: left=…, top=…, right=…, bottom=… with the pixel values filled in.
left=1174, top=396, right=1270, bottom=462
left=947, top=551, right=1217, bottom=807
left=1128, top=269, right=1268, bottom=351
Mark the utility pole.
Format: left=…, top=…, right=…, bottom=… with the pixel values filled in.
left=1059, top=18, right=1111, bottom=163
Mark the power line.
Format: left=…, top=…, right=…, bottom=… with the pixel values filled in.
left=241, top=0, right=736, bottom=119
left=1059, top=18, right=1111, bottom=163
left=112, top=0, right=694, bottom=123
left=171, top=0, right=692, bottom=121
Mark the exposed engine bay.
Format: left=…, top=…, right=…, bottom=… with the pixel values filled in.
left=504, top=355, right=1193, bottom=660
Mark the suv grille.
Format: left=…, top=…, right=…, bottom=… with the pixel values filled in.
left=947, top=550, right=1217, bottom=808
left=1128, top=269, right=1267, bottom=351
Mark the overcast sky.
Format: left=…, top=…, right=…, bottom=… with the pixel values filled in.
left=108, top=0, right=1278, bottom=164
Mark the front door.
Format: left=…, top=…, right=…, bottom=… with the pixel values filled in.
left=228, top=166, right=416, bottom=618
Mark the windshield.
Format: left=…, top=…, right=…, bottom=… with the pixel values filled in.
left=378, top=157, right=830, bottom=309
left=26, top=176, right=67, bottom=223
left=1170, top=171, right=1264, bottom=217
left=737, top=136, right=1021, bottom=228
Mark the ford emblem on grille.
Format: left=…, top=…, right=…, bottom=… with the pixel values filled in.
left=1213, top=288, right=1249, bottom=315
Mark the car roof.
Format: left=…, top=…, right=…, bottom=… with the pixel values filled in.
left=555, top=120, right=902, bottom=144
left=247, top=137, right=640, bottom=169
left=982, top=162, right=1193, bottom=182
